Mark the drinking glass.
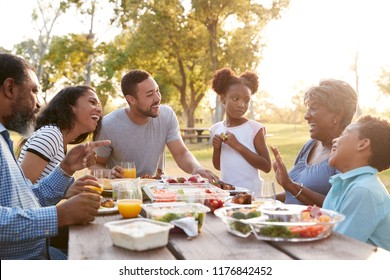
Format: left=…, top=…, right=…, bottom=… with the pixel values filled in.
left=121, top=162, right=136, bottom=178
left=116, top=179, right=143, bottom=218
left=90, top=169, right=111, bottom=191
left=253, top=181, right=276, bottom=206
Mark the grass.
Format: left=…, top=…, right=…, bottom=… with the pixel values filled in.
left=9, top=123, right=390, bottom=192
left=165, top=123, right=390, bottom=193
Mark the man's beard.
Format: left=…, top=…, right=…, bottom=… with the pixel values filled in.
left=135, top=103, right=160, bottom=118
left=4, top=107, right=39, bottom=138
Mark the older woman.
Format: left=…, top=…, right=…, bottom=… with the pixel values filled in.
left=271, top=79, right=358, bottom=206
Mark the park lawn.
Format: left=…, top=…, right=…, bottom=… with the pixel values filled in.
left=9, top=123, right=390, bottom=192
left=165, top=123, right=390, bottom=193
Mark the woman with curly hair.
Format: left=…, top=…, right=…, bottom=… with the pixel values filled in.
left=210, top=67, right=271, bottom=195
left=18, top=85, right=102, bottom=183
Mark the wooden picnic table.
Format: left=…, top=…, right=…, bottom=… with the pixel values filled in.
left=180, top=127, right=210, bottom=143
left=68, top=211, right=390, bottom=260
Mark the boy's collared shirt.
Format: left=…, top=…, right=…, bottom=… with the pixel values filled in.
left=324, top=166, right=390, bottom=251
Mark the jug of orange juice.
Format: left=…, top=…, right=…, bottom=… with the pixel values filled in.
left=116, top=179, right=142, bottom=218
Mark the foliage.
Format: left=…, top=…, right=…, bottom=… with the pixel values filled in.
left=107, top=0, right=290, bottom=127
left=377, top=66, right=390, bottom=95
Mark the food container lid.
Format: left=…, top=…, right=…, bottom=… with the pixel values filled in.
left=143, top=182, right=230, bottom=202
left=142, top=202, right=210, bottom=213
left=105, top=218, right=174, bottom=235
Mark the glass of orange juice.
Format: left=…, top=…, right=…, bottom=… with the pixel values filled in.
left=121, top=162, right=136, bottom=178
left=117, top=179, right=142, bottom=218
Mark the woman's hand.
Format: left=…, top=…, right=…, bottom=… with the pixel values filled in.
left=270, top=146, right=293, bottom=189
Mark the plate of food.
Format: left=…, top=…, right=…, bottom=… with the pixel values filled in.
left=98, top=199, right=118, bottom=215
left=210, top=181, right=249, bottom=195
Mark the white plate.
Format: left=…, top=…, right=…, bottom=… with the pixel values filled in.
left=98, top=205, right=118, bottom=215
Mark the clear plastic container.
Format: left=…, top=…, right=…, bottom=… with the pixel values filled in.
left=251, top=205, right=345, bottom=242
left=142, top=202, right=210, bottom=232
left=214, top=205, right=265, bottom=238
left=143, top=182, right=230, bottom=204
left=215, top=204, right=345, bottom=241
left=105, top=218, right=174, bottom=251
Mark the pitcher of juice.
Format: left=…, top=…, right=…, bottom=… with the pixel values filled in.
left=121, top=162, right=136, bottom=178
left=116, top=179, right=142, bottom=218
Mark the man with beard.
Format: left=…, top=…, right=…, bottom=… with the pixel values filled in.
left=95, top=69, right=218, bottom=181
left=0, top=54, right=110, bottom=259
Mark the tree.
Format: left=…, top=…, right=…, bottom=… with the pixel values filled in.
left=190, top=0, right=290, bottom=123
left=14, top=1, right=79, bottom=102
left=377, top=66, right=390, bottom=95
left=109, top=0, right=289, bottom=127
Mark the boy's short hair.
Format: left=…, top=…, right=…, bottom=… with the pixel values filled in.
left=357, top=115, right=390, bottom=172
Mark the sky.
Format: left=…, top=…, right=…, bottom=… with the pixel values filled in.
left=0, top=0, right=389, bottom=111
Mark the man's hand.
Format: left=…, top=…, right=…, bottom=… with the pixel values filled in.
left=57, top=193, right=101, bottom=226
left=63, top=175, right=103, bottom=199
left=60, top=140, right=111, bottom=176
left=192, top=167, right=219, bottom=182
left=109, top=165, right=125, bottom=179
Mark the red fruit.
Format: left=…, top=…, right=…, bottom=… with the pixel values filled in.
left=167, top=178, right=178, bottom=183
left=210, top=200, right=219, bottom=210
left=205, top=189, right=212, bottom=194
left=216, top=199, right=224, bottom=208
left=177, top=177, right=187, bottom=183
left=188, top=176, right=199, bottom=183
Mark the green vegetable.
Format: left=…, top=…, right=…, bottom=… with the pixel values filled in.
left=259, top=225, right=299, bottom=238
left=233, top=221, right=251, bottom=234
left=231, top=212, right=246, bottom=219
left=246, top=211, right=261, bottom=219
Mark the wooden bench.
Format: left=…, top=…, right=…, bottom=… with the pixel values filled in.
left=181, top=128, right=211, bottom=143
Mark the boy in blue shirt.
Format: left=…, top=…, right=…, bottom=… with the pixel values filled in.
left=323, top=115, right=390, bottom=251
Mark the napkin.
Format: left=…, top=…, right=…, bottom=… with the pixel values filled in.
left=170, top=217, right=198, bottom=238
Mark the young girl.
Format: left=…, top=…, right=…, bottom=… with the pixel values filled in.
left=18, top=85, right=102, bottom=183
left=210, top=68, right=271, bottom=195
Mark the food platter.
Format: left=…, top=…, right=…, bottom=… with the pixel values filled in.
left=214, top=204, right=345, bottom=242
left=224, top=197, right=283, bottom=207
left=98, top=205, right=118, bottom=215
left=225, top=186, right=250, bottom=196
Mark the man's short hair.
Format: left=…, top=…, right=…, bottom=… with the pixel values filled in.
left=0, top=53, right=35, bottom=85
left=121, top=70, right=151, bottom=97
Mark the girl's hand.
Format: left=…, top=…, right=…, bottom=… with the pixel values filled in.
left=270, top=146, right=293, bottom=189
left=212, top=134, right=224, bottom=149
left=223, top=132, right=240, bottom=149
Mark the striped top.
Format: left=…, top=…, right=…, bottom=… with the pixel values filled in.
left=18, top=125, right=65, bottom=182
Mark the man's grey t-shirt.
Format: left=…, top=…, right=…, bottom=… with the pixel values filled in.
left=95, top=105, right=181, bottom=176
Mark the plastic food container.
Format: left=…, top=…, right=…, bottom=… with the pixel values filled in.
left=143, top=182, right=230, bottom=204
left=105, top=218, right=174, bottom=251
left=215, top=204, right=345, bottom=241
left=214, top=205, right=265, bottom=238
left=251, top=205, right=345, bottom=242
left=142, top=202, right=210, bottom=233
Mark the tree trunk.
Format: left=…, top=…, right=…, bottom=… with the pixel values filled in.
left=207, top=18, right=225, bottom=123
